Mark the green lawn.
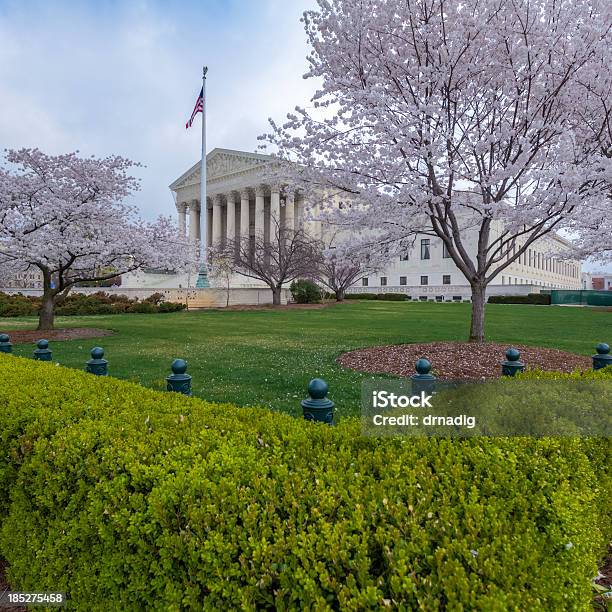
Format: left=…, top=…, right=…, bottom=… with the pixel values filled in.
left=3, top=301, right=610, bottom=417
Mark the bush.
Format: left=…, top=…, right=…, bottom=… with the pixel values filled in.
left=158, top=301, right=186, bottom=313
left=488, top=293, right=551, bottom=305
left=0, top=291, right=184, bottom=317
left=376, top=293, right=408, bottom=301
left=290, top=279, right=321, bottom=304
left=345, top=292, right=379, bottom=299
left=0, top=355, right=609, bottom=610
left=0, top=292, right=39, bottom=317
left=345, top=293, right=407, bottom=301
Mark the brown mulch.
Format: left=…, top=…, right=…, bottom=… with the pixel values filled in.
left=0, top=328, right=113, bottom=344
left=338, top=341, right=592, bottom=380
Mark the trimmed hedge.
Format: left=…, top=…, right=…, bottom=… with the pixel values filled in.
left=346, top=293, right=407, bottom=301
left=488, top=293, right=551, bottom=305
left=0, top=291, right=185, bottom=317
left=0, top=355, right=609, bottom=609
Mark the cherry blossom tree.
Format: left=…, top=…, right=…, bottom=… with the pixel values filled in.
left=224, top=216, right=322, bottom=305
left=0, top=148, right=195, bottom=330
left=208, top=244, right=235, bottom=307
left=317, top=229, right=386, bottom=300
left=264, top=0, right=612, bottom=341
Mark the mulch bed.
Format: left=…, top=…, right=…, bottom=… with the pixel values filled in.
left=0, top=328, right=113, bottom=344
left=338, top=341, right=592, bottom=380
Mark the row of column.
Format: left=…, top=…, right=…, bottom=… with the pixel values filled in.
left=177, top=186, right=297, bottom=246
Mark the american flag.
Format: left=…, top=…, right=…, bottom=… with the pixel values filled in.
left=185, top=87, right=204, bottom=129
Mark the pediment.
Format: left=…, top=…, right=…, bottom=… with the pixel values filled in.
left=170, top=148, right=273, bottom=190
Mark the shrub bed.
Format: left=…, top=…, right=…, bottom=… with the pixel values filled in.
left=0, top=355, right=609, bottom=610
left=488, top=293, right=551, bottom=305
left=345, top=293, right=408, bottom=301
left=0, top=291, right=185, bottom=317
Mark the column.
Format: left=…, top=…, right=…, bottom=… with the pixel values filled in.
left=189, top=200, right=200, bottom=241
left=177, top=202, right=187, bottom=238
left=255, top=185, right=265, bottom=240
left=270, top=186, right=281, bottom=234
left=226, top=192, right=236, bottom=245
left=284, top=192, right=295, bottom=232
left=212, top=194, right=222, bottom=246
left=240, top=189, right=250, bottom=244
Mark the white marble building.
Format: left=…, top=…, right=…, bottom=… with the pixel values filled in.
left=126, top=147, right=583, bottom=300
left=166, top=148, right=319, bottom=289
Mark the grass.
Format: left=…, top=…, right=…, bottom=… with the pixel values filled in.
left=3, top=301, right=610, bottom=417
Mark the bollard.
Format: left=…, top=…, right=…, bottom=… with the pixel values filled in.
left=166, top=359, right=192, bottom=396
left=501, top=347, right=525, bottom=377
left=0, top=334, right=12, bottom=354
left=33, top=339, right=52, bottom=361
left=301, top=378, right=334, bottom=424
left=85, top=347, right=108, bottom=376
left=592, top=343, right=612, bottom=371
left=411, top=358, right=436, bottom=395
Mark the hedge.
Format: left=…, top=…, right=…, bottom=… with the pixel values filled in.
left=0, top=355, right=609, bottom=610
left=345, top=293, right=407, bottom=301
left=488, top=293, right=551, bottom=305
left=0, top=291, right=185, bottom=317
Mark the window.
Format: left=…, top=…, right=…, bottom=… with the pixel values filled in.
left=442, top=243, right=451, bottom=258
left=380, top=276, right=387, bottom=287
left=362, top=277, right=369, bottom=287
left=400, top=248, right=410, bottom=261
left=502, top=276, right=505, bottom=285
left=420, top=275, right=428, bottom=286
left=443, top=275, right=451, bottom=285
left=421, top=239, right=431, bottom=260
left=399, top=276, right=407, bottom=286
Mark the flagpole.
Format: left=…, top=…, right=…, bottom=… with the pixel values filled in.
left=196, top=65, right=209, bottom=288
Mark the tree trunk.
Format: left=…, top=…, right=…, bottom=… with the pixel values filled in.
left=38, top=292, right=56, bottom=331
left=272, top=285, right=282, bottom=306
left=336, top=288, right=346, bottom=301
left=469, top=283, right=487, bottom=342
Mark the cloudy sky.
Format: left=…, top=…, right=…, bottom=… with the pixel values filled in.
left=1, top=0, right=608, bottom=273
left=0, top=0, right=316, bottom=218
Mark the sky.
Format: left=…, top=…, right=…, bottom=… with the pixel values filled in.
left=0, top=0, right=608, bottom=274
left=0, top=0, right=316, bottom=217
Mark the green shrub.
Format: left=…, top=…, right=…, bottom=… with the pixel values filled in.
left=376, top=293, right=407, bottom=301
left=0, top=293, right=39, bottom=317
left=488, top=293, right=551, bottom=305
left=290, top=279, right=321, bottom=304
left=158, top=301, right=186, bottom=313
left=345, top=292, right=378, bottom=299
left=126, top=301, right=157, bottom=314
left=0, top=355, right=609, bottom=610
left=0, top=291, right=183, bottom=317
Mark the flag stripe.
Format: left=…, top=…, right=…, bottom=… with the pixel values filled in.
left=185, top=87, right=204, bottom=129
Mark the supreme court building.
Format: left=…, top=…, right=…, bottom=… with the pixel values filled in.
left=122, top=147, right=582, bottom=299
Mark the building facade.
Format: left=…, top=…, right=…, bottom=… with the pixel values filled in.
left=357, top=223, right=582, bottom=300
left=168, top=148, right=320, bottom=290
left=164, top=148, right=583, bottom=299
